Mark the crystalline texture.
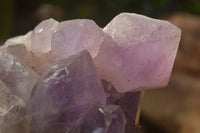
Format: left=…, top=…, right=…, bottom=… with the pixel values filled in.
left=71, top=104, right=126, bottom=133
left=0, top=31, right=32, bottom=59
left=51, top=19, right=104, bottom=63
left=0, top=81, right=30, bottom=133
left=0, top=106, right=31, bottom=133
left=0, top=30, right=52, bottom=74
left=102, top=80, right=141, bottom=132
left=0, top=12, right=181, bottom=133
left=0, top=80, right=24, bottom=116
left=95, top=13, right=181, bottom=92
left=0, top=55, right=39, bottom=102
left=28, top=50, right=106, bottom=133
left=30, top=18, right=59, bottom=54
left=115, top=92, right=141, bottom=133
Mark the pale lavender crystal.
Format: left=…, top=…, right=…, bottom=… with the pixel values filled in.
left=28, top=50, right=106, bottom=133
left=30, top=18, right=59, bottom=54
left=71, top=104, right=125, bottom=133
left=94, top=13, right=181, bottom=92
left=0, top=55, right=39, bottom=102
left=51, top=19, right=104, bottom=63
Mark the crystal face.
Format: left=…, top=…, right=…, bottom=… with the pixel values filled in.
left=0, top=12, right=181, bottom=133
left=30, top=18, right=59, bottom=54
left=51, top=19, right=104, bottom=63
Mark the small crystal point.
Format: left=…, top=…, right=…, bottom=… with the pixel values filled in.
left=30, top=18, right=59, bottom=54
left=51, top=19, right=104, bottom=63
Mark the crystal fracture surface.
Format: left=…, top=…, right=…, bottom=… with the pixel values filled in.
left=95, top=13, right=181, bottom=92
left=0, top=12, right=181, bottom=133
left=0, top=81, right=30, bottom=133
left=0, top=55, right=39, bottom=102
left=28, top=50, right=106, bottom=133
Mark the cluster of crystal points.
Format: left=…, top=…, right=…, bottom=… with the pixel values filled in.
left=0, top=13, right=181, bottom=133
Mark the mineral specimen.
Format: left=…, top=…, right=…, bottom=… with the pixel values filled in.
left=0, top=12, right=181, bottom=133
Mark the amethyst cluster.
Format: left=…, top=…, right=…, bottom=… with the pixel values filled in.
left=0, top=13, right=181, bottom=133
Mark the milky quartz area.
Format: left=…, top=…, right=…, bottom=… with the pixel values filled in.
left=0, top=12, right=181, bottom=133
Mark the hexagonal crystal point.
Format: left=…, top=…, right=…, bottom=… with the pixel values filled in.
left=94, top=13, right=181, bottom=92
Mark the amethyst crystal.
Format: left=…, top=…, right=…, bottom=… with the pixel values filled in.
left=51, top=19, right=104, bottom=63
left=28, top=50, right=106, bottom=133
left=95, top=13, right=181, bottom=92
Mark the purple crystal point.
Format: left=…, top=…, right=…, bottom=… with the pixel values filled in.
left=95, top=13, right=181, bottom=92
left=28, top=50, right=106, bottom=133
left=51, top=19, right=104, bottom=63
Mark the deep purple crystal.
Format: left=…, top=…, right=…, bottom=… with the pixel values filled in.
left=28, top=50, right=106, bottom=133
